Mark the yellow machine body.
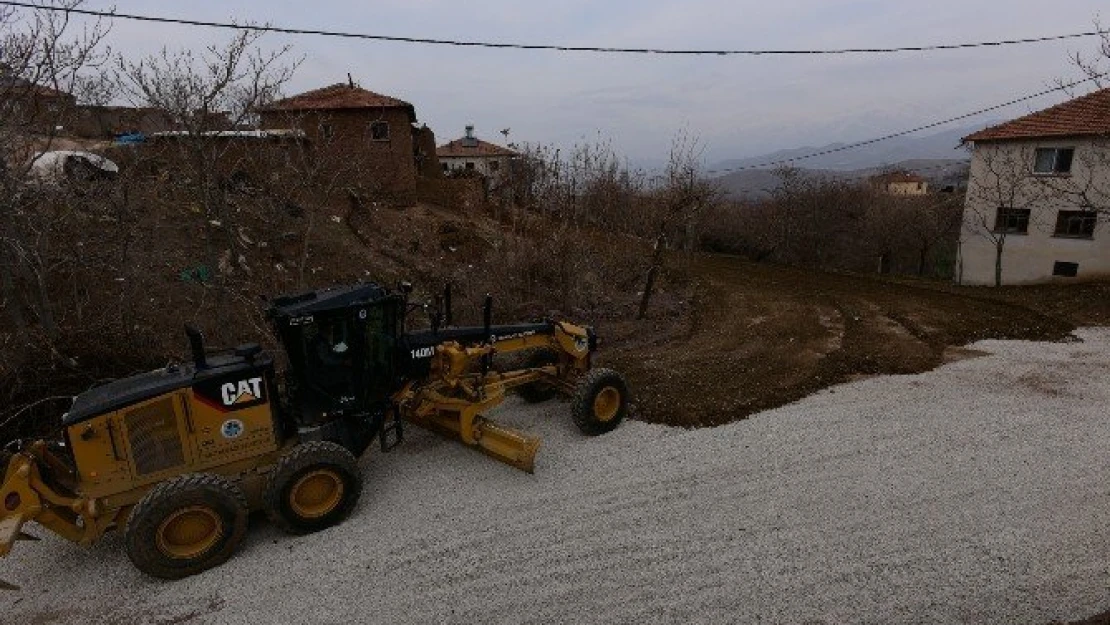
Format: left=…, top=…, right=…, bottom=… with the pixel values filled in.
left=0, top=284, right=629, bottom=588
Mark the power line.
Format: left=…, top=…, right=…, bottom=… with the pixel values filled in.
left=703, top=73, right=1106, bottom=176
left=2, top=1, right=1107, bottom=57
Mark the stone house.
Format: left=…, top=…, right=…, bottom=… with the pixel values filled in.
left=437, top=125, right=518, bottom=184
left=257, top=82, right=424, bottom=205
left=957, top=87, right=1110, bottom=285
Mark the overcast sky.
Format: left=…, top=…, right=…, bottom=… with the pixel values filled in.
left=68, top=1, right=1109, bottom=164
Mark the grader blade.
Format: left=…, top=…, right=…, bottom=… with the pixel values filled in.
left=471, top=416, right=541, bottom=473
left=410, top=411, right=541, bottom=473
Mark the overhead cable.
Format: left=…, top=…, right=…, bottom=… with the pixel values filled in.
left=2, top=1, right=1107, bottom=57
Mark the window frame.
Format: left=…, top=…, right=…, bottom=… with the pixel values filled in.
left=369, top=120, right=390, bottom=142
left=1053, top=210, right=1097, bottom=239
left=319, top=123, right=334, bottom=140
left=993, top=207, right=1031, bottom=235
left=1032, top=147, right=1074, bottom=175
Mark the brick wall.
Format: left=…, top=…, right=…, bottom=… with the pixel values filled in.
left=259, top=108, right=418, bottom=206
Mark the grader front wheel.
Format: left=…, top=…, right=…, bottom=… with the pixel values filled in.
left=264, top=441, right=363, bottom=535
left=571, top=368, right=630, bottom=435
left=124, top=474, right=249, bottom=580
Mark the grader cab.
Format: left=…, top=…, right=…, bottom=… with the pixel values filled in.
left=0, top=282, right=629, bottom=587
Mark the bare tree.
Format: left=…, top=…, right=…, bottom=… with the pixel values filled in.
left=961, top=143, right=1047, bottom=286
left=0, top=0, right=110, bottom=352
left=637, top=133, right=717, bottom=320
left=1069, top=18, right=1110, bottom=88
left=115, top=31, right=298, bottom=331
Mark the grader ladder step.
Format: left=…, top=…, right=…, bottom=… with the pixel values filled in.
left=380, top=418, right=404, bottom=452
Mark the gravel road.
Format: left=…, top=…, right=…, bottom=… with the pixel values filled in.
left=5, top=329, right=1110, bottom=624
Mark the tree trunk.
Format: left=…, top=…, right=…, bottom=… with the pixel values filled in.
left=637, top=237, right=665, bottom=320
left=994, top=241, right=1004, bottom=287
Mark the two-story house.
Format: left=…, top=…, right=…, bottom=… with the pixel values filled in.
left=257, top=82, right=422, bottom=205
left=957, top=87, right=1110, bottom=285
left=437, top=125, right=517, bottom=185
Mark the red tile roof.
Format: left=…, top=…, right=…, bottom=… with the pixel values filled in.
left=259, top=83, right=414, bottom=116
left=963, top=87, right=1110, bottom=143
left=437, top=137, right=517, bottom=158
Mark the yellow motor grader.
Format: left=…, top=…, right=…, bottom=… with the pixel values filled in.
left=0, top=282, right=629, bottom=587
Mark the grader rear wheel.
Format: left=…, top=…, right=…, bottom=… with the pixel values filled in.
left=124, top=474, right=248, bottom=580
left=264, top=441, right=362, bottom=535
left=571, top=368, right=630, bottom=435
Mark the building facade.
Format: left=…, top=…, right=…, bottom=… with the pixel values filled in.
left=870, top=171, right=928, bottom=196
left=437, top=126, right=517, bottom=185
left=257, top=82, right=422, bottom=205
left=958, top=88, right=1110, bottom=285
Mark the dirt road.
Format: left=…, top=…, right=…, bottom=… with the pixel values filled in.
left=606, top=255, right=1090, bottom=427
left=5, top=329, right=1110, bottom=624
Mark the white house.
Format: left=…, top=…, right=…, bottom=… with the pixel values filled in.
left=957, top=87, right=1110, bottom=286
left=437, top=125, right=517, bottom=184
left=869, top=170, right=929, bottom=196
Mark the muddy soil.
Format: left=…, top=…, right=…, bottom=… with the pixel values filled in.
left=603, top=254, right=1105, bottom=428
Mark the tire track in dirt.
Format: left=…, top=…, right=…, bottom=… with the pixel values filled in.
left=607, top=254, right=1075, bottom=428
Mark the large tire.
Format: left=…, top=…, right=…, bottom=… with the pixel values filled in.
left=264, top=441, right=362, bottom=535
left=571, top=368, right=630, bottom=435
left=516, top=350, right=559, bottom=404
left=125, top=474, right=248, bottom=580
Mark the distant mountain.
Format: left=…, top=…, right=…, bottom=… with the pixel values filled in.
left=708, top=123, right=990, bottom=174
left=714, top=159, right=970, bottom=200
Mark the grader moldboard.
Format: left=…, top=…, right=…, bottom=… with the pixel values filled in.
left=0, top=282, right=629, bottom=588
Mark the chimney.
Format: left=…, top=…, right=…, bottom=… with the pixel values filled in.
left=462, top=124, right=477, bottom=147
left=347, top=73, right=355, bottom=88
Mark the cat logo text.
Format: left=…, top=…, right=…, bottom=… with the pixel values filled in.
left=221, top=377, right=264, bottom=406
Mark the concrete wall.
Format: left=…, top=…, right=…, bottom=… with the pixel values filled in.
left=958, top=138, right=1110, bottom=285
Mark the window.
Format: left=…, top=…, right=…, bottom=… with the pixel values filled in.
left=994, top=207, right=1031, bottom=234
left=465, top=162, right=475, bottom=170
left=370, top=121, right=389, bottom=141
left=319, top=123, right=333, bottom=140
left=489, top=160, right=500, bottom=172
left=1053, top=261, right=1079, bottom=277
left=441, top=163, right=449, bottom=172
left=1054, top=210, right=1096, bottom=238
left=1033, top=147, right=1074, bottom=174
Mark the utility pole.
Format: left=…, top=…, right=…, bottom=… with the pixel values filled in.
left=501, top=127, right=515, bottom=230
